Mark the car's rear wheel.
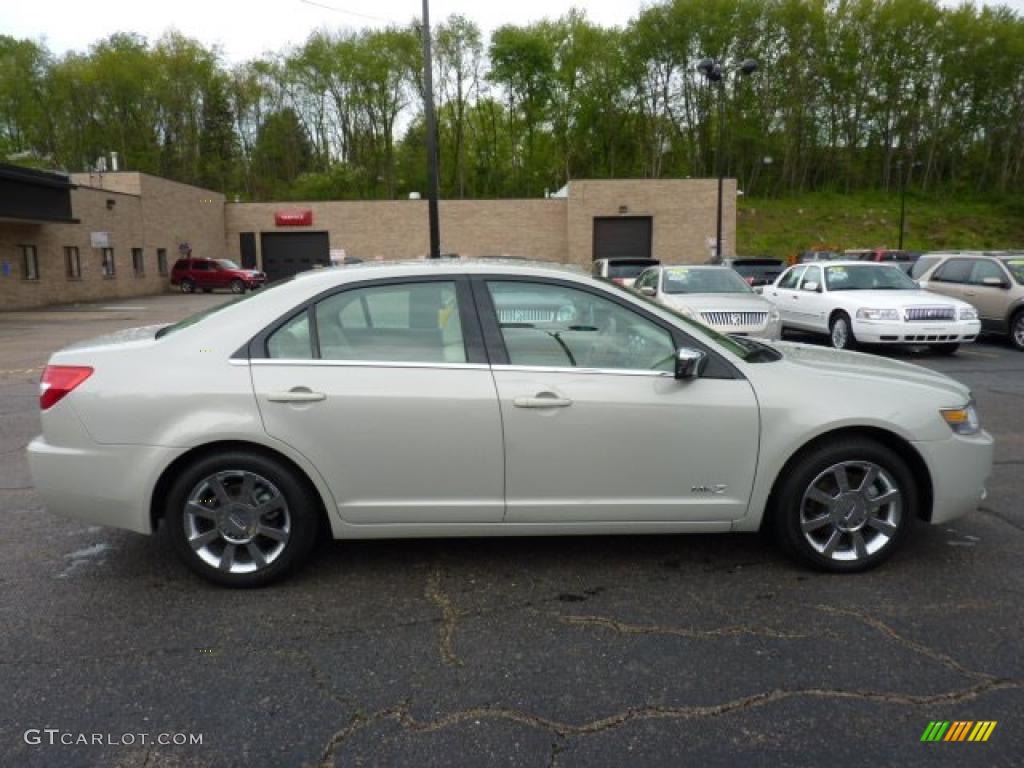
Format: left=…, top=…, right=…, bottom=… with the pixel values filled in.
left=773, top=438, right=916, bottom=573
left=928, top=343, right=960, bottom=355
left=1011, top=309, right=1024, bottom=351
left=230, top=279, right=246, bottom=294
left=829, top=312, right=856, bottom=350
left=164, top=452, right=321, bottom=587
left=180, top=279, right=195, bottom=294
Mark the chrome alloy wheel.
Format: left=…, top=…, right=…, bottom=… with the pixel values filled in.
left=831, top=318, right=850, bottom=349
left=799, top=461, right=902, bottom=562
left=1013, top=313, right=1024, bottom=349
left=183, top=470, right=291, bottom=574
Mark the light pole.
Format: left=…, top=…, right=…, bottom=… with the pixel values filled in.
left=421, top=0, right=441, bottom=258
left=896, top=157, right=922, bottom=251
left=697, top=57, right=758, bottom=263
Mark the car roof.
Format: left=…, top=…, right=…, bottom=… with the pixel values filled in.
left=796, top=260, right=904, bottom=268
left=290, top=258, right=589, bottom=285
left=657, top=264, right=732, bottom=271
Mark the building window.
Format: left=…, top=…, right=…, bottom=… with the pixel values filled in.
left=101, top=248, right=116, bottom=278
left=132, top=248, right=145, bottom=277
left=157, top=248, right=168, bottom=276
left=20, top=245, right=39, bottom=281
left=65, top=246, right=82, bottom=280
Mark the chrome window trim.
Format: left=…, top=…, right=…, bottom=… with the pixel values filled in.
left=492, top=364, right=673, bottom=378
left=250, top=358, right=490, bottom=371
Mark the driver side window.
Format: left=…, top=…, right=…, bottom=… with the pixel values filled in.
left=487, top=281, right=675, bottom=372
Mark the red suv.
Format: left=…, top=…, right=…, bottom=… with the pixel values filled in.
left=170, top=258, right=266, bottom=294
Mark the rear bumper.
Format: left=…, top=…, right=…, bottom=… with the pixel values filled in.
left=27, top=436, right=171, bottom=534
left=913, top=430, right=994, bottom=525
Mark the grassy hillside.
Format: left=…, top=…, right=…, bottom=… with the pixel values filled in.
left=737, top=192, right=1024, bottom=259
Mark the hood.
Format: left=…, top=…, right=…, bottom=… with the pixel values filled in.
left=831, top=289, right=968, bottom=309
left=662, top=293, right=773, bottom=313
left=58, top=324, right=164, bottom=353
left=770, top=341, right=971, bottom=403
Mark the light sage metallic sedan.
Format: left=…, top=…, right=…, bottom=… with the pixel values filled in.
left=28, top=261, right=993, bottom=586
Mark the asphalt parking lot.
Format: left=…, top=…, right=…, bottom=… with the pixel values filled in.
left=1, top=293, right=1022, bottom=767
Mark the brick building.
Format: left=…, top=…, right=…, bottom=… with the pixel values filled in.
left=1, top=165, right=735, bottom=310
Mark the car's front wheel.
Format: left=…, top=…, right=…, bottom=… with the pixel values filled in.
left=164, top=451, right=321, bottom=587
left=230, top=279, right=246, bottom=294
left=773, top=438, right=916, bottom=572
left=1011, top=309, right=1024, bottom=351
left=180, top=279, right=195, bottom=294
left=829, top=312, right=857, bottom=350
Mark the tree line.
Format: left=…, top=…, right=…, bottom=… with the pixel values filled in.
left=2, top=0, right=1023, bottom=202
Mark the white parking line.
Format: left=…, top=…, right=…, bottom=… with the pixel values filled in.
left=100, top=305, right=146, bottom=310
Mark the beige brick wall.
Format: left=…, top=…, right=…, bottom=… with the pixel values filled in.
left=223, top=179, right=733, bottom=270
left=223, top=199, right=569, bottom=264
left=1, top=174, right=224, bottom=310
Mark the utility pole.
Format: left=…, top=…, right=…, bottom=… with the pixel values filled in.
left=421, top=0, right=441, bottom=258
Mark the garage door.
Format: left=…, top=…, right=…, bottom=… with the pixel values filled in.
left=260, top=231, right=330, bottom=282
left=592, top=217, right=653, bottom=261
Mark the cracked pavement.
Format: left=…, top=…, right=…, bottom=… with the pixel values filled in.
left=1, top=295, right=1022, bottom=767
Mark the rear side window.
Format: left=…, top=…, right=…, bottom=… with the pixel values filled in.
left=969, top=260, right=1008, bottom=285
left=313, top=281, right=466, bottom=364
left=172, top=259, right=189, bottom=271
left=267, top=313, right=313, bottom=359
left=932, top=258, right=973, bottom=284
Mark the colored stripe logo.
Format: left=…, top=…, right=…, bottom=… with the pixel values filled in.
left=921, top=721, right=997, bottom=742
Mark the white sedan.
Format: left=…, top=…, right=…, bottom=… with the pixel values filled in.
left=633, top=265, right=782, bottom=340
left=28, top=261, right=992, bottom=586
left=766, top=261, right=981, bottom=353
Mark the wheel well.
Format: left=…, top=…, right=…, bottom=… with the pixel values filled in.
left=761, top=426, right=935, bottom=530
left=828, top=308, right=850, bottom=328
left=150, top=440, right=331, bottom=534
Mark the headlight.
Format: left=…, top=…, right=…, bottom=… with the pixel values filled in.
left=856, top=308, right=900, bottom=321
left=940, top=399, right=981, bottom=435
left=959, top=307, right=978, bottom=320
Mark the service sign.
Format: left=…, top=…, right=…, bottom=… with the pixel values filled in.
left=274, top=210, right=313, bottom=226
left=90, top=231, right=111, bottom=248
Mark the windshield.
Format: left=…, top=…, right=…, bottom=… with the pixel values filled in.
left=825, top=264, right=917, bottom=291
left=1001, top=257, right=1024, bottom=285
left=216, top=259, right=241, bottom=270
left=607, top=261, right=657, bottom=279
left=663, top=268, right=752, bottom=295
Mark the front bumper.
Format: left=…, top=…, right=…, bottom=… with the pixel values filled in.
left=913, top=430, right=994, bottom=525
left=712, top=318, right=782, bottom=340
left=852, top=318, right=981, bottom=344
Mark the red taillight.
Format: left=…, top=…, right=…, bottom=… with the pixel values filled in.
left=40, top=365, right=93, bottom=410
left=612, top=278, right=626, bottom=285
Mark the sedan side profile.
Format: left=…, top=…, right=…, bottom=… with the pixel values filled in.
left=29, top=261, right=992, bottom=586
left=766, top=261, right=981, bottom=353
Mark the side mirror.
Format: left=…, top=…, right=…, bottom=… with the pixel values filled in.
left=981, top=276, right=1009, bottom=289
left=639, top=286, right=656, bottom=296
left=802, top=281, right=819, bottom=292
left=674, top=347, right=707, bottom=380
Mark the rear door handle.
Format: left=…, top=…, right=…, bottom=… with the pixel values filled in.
left=267, top=389, right=326, bottom=403
left=514, top=393, right=572, bottom=409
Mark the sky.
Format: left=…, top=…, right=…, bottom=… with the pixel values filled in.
left=6, top=0, right=1024, bottom=63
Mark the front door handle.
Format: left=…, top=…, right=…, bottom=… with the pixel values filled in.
left=514, top=392, right=572, bottom=409
left=267, top=388, right=326, bottom=403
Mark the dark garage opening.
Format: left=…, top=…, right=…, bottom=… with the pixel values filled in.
left=259, top=231, right=330, bottom=282
left=592, top=216, right=653, bottom=261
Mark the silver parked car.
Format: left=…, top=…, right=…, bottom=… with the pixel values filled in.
left=634, top=265, right=782, bottom=339
left=28, top=261, right=992, bottom=586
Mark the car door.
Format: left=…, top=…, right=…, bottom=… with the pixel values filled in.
left=964, top=260, right=1013, bottom=330
left=793, top=265, right=827, bottom=330
left=925, top=258, right=972, bottom=302
left=250, top=277, right=505, bottom=524
left=476, top=277, right=759, bottom=524
left=768, top=265, right=806, bottom=326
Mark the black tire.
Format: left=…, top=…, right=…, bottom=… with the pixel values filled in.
left=928, top=343, right=960, bottom=356
left=164, top=451, right=321, bottom=587
left=180, top=279, right=195, bottom=294
left=230, top=279, right=246, bottom=294
left=829, top=311, right=857, bottom=350
left=201, top=288, right=213, bottom=294
left=772, top=437, right=917, bottom=573
left=1010, top=309, right=1024, bottom=351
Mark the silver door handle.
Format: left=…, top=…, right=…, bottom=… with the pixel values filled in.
left=267, top=390, right=326, bottom=403
left=514, top=394, right=572, bottom=409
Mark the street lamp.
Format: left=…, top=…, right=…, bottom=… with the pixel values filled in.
left=896, top=157, right=922, bottom=251
left=421, top=0, right=441, bottom=258
left=697, top=57, right=759, bottom=263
